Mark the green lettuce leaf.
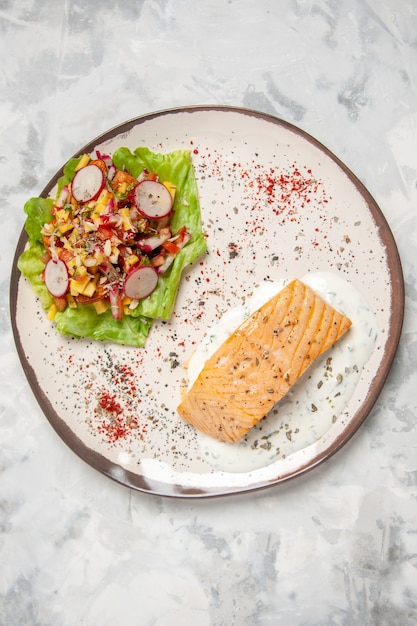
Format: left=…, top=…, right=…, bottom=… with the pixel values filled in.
left=22, top=196, right=54, bottom=245
left=112, top=147, right=207, bottom=319
left=18, top=243, right=53, bottom=310
left=17, top=147, right=206, bottom=347
left=58, top=156, right=82, bottom=196
left=54, top=304, right=153, bottom=346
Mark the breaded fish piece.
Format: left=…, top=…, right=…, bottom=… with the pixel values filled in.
left=178, top=279, right=351, bottom=443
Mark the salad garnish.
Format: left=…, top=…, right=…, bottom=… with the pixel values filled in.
left=18, top=146, right=206, bottom=346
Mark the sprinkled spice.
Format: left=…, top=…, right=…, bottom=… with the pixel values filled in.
left=98, top=392, right=122, bottom=415
left=195, top=149, right=329, bottom=224
left=60, top=348, right=149, bottom=447
left=95, top=399, right=142, bottom=445
left=228, top=242, right=240, bottom=259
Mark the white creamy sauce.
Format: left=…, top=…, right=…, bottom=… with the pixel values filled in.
left=187, top=272, right=378, bottom=473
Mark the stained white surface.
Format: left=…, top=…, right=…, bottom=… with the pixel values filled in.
left=1, top=1, right=416, bottom=624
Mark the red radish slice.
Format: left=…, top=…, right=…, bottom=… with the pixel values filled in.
left=134, top=180, right=172, bottom=220
left=124, top=266, right=159, bottom=300
left=54, top=185, right=69, bottom=208
left=155, top=254, right=175, bottom=275
left=109, top=285, right=123, bottom=320
left=154, top=230, right=192, bottom=274
left=44, top=258, right=69, bottom=297
left=137, top=228, right=172, bottom=252
left=72, top=164, right=105, bottom=203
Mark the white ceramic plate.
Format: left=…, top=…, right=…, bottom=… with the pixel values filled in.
left=10, top=106, right=404, bottom=497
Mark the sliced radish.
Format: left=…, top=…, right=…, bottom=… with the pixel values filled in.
left=137, top=227, right=172, bottom=252
left=54, top=185, right=69, bottom=208
left=72, top=164, right=105, bottom=204
left=94, top=150, right=112, bottom=168
left=124, top=266, right=159, bottom=300
left=134, top=180, right=172, bottom=220
left=154, top=254, right=175, bottom=275
left=109, top=285, right=123, bottom=320
left=154, top=230, right=191, bottom=274
left=107, top=163, right=116, bottom=181
left=44, top=258, right=69, bottom=297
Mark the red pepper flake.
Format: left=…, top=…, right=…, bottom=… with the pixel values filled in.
left=93, top=388, right=146, bottom=445
left=99, top=391, right=122, bottom=415
left=62, top=348, right=150, bottom=447
left=96, top=412, right=145, bottom=445
left=196, top=150, right=328, bottom=228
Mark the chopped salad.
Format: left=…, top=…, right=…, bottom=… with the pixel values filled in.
left=18, top=146, right=207, bottom=346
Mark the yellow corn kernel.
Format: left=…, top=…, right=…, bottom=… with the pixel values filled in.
left=75, top=154, right=91, bottom=171
left=54, top=209, right=65, bottom=221
left=42, top=222, right=55, bottom=235
left=82, top=279, right=97, bottom=298
left=69, top=227, right=79, bottom=241
left=119, top=207, right=133, bottom=231
left=91, top=192, right=110, bottom=220
left=47, top=303, right=57, bottom=320
left=97, top=189, right=110, bottom=204
left=67, top=294, right=78, bottom=309
left=70, top=274, right=90, bottom=295
left=124, top=254, right=139, bottom=270
left=76, top=264, right=87, bottom=276
left=94, top=250, right=105, bottom=264
left=119, top=182, right=128, bottom=195
left=58, top=222, right=74, bottom=235
left=163, top=181, right=176, bottom=202
left=93, top=300, right=109, bottom=315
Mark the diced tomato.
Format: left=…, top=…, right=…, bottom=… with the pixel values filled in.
left=112, top=169, right=137, bottom=188
left=138, top=168, right=158, bottom=182
left=162, top=240, right=180, bottom=255
left=96, top=225, right=115, bottom=241
left=174, top=226, right=187, bottom=243
left=57, top=248, right=74, bottom=264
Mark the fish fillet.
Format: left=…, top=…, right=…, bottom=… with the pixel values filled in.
left=178, top=279, right=352, bottom=443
